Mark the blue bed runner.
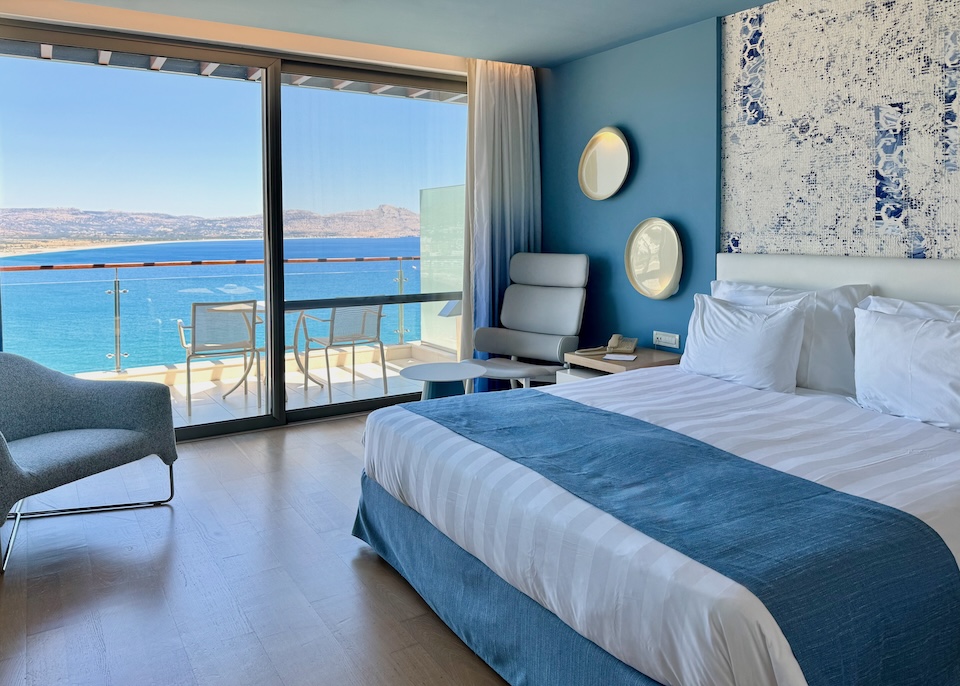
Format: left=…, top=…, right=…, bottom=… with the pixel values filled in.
left=406, top=389, right=960, bottom=685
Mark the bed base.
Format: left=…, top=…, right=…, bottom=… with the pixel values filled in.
left=353, top=473, right=661, bottom=686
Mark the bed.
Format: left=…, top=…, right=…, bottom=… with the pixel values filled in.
left=352, top=254, right=960, bottom=686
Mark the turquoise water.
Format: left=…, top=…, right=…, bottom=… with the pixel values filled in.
left=0, top=237, right=423, bottom=374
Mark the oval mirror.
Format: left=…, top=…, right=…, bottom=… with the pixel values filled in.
left=578, top=126, right=629, bottom=200
left=624, top=217, right=682, bottom=299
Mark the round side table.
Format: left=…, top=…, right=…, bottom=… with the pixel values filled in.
left=399, top=362, right=486, bottom=400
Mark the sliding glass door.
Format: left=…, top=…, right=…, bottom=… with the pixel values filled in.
left=0, top=33, right=273, bottom=431
left=279, top=68, right=466, bottom=413
left=0, top=23, right=469, bottom=434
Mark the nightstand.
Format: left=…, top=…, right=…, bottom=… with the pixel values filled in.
left=560, top=348, right=681, bottom=382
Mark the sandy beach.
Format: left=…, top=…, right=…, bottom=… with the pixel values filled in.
left=0, top=237, right=251, bottom=260
left=0, top=238, right=147, bottom=259
left=0, top=234, right=414, bottom=261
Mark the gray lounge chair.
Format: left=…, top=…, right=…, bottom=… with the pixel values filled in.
left=0, top=353, right=178, bottom=572
left=472, top=253, right=589, bottom=388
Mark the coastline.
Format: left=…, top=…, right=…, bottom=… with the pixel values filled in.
left=0, top=204, right=423, bottom=259
left=0, top=238, right=173, bottom=259
left=0, top=234, right=419, bottom=260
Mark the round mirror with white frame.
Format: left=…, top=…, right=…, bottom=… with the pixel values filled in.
left=578, top=126, right=629, bottom=200
left=624, top=217, right=682, bottom=299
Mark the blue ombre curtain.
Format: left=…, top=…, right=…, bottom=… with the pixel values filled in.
left=460, top=59, right=542, bottom=390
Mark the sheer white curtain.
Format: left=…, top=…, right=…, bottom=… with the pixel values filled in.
left=459, top=58, right=542, bottom=363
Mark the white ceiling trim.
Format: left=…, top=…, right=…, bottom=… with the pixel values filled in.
left=0, top=0, right=469, bottom=75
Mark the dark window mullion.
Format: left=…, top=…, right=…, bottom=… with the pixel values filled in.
left=263, top=59, right=287, bottom=426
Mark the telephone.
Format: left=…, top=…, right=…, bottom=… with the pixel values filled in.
left=575, top=334, right=638, bottom=355
left=606, top=334, right=637, bottom=354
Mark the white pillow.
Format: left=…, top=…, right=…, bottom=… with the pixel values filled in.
left=858, top=295, right=960, bottom=323
left=855, top=308, right=960, bottom=431
left=680, top=294, right=805, bottom=393
left=711, top=280, right=871, bottom=396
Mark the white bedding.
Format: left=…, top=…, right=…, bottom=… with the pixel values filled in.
left=363, top=367, right=960, bottom=686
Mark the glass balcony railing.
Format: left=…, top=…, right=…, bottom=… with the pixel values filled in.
left=0, top=256, right=462, bottom=372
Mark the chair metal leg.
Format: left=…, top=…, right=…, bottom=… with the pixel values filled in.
left=260, top=348, right=268, bottom=400
left=351, top=344, right=357, bottom=385
left=255, top=350, right=262, bottom=409
left=378, top=341, right=387, bottom=394
left=304, top=341, right=311, bottom=390
left=293, top=314, right=303, bottom=363
left=300, top=341, right=326, bottom=389
left=295, top=316, right=305, bottom=385
left=1, top=463, right=175, bottom=574
left=324, top=347, right=333, bottom=405
left=222, top=349, right=255, bottom=400
left=186, top=356, right=193, bottom=415
left=2, top=500, right=24, bottom=574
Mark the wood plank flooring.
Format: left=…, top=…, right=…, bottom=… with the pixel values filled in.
left=0, top=415, right=506, bottom=686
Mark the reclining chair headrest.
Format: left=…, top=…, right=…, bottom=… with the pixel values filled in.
left=509, top=253, right=589, bottom=288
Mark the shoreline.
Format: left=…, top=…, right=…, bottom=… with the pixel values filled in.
left=0, top=235, right=420, bottom=260
left=0, top=239, right=182, bottom=259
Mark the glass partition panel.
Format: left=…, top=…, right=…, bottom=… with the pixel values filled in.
left=420, top=185, right=466, bottom=352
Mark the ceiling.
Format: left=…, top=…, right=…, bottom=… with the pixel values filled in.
left=69, top=0, right=768, bottom=67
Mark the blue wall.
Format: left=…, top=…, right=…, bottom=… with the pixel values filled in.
left=537, top=18, right=720, bottom=350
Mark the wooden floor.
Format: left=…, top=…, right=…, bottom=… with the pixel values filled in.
left=0, top=415, right=507, bottom=686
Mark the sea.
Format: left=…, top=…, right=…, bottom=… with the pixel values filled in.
left=0, top=237, right=424, bottom=374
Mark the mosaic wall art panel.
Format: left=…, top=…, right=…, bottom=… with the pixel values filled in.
left=721, top=0, right=960, bottom=258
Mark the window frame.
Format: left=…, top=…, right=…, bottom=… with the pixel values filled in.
left=0, top=19, right=467, bottom=440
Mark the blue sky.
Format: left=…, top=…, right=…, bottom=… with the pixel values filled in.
left=0, top=56, right=466, bottom=218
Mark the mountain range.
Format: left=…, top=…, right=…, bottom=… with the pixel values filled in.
left=0, top=205, right=420, bottom=250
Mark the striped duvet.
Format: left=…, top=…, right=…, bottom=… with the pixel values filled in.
left=363, top=367, right=960, bottom=686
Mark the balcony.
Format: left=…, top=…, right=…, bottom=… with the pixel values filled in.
left=0, top=255, right=461, bottom=428
left=77, top=342, right=454, bottom=427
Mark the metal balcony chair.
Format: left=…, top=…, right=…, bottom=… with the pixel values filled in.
left=298, top=305, right=388, bottom=404
left=0, top=353, right=178, bottom=573
left=472, top=253, right=589, bottom=388
left=177, top=300, right=261, bottom=414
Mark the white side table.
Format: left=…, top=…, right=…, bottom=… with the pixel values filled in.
left=399, top=362, right=486, bottom=400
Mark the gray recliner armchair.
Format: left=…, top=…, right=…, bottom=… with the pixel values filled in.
left=0, top=353, right=178, bottom=572
left=473, top=252, right=589, bottom=387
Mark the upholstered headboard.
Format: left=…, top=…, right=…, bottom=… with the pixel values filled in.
left=716, top=253, right=960, bottom=306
